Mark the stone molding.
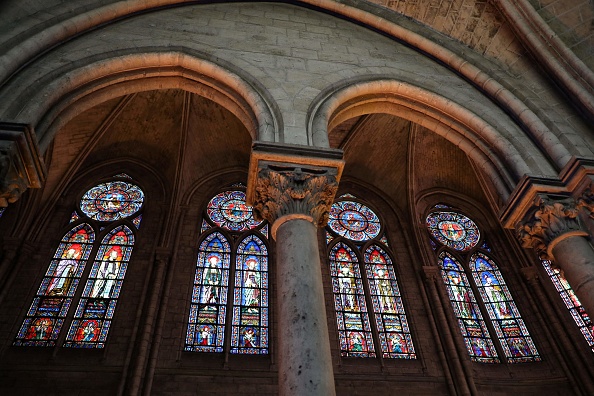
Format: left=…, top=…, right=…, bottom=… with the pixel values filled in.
left=422, top=265, right=441, bottom=282
left=515, top=194, right=588, bottom=260
left=0, top=122, right=46, bottom=207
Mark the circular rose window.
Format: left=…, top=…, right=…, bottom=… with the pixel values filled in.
left=328, top=201, right=381, bottom=241
left=206, top=190, right=262, bottom=231
left=426, top=211, right=480, bottom=251
left=80, top=181, right=144, bottom=222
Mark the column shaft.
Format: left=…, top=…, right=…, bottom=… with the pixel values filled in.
left=552, top=237, right=594, bottom=318
left=276, top=218, right=335, bottom=396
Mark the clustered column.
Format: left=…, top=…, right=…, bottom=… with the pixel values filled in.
left=516, top=194, right=594, bottom=318
left=247, top=145, right=343, bottom=396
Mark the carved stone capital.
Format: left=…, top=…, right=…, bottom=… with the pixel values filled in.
left=246, top=142, right=344, bottom=236
left=515, top=194, right=588, bottom=259
left=577, top=182, right=594, bottom=218
left=0, top=123, right=46, bottom=207
left=252, top=165, right=339, bottom=227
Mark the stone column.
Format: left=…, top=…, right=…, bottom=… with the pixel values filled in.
left=516, top=194, right=594, bottom=318
left=247, top=142, right=343, bottom=396
left=0, top=122, right=46, bottom=207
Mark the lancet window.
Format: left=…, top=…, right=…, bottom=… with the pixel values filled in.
left=14, top=175, right=144, bottom=347
left=541, top=260, right=594, bottom=352
left=426, top=205, right=540, bottom=363
left=326, top=195, right=416, bottom=359
left=185, top=187, right=269, bottom=355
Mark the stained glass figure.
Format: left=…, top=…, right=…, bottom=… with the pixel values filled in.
left=542, top=260, right=594, bottom=352
left=64, top=225, right=135, bottom=348
left=330, top=242, right=375, bottom=357
left=206, top=190, right=261, bottom=231
left=328, top=201, right=381, bottom=242
left=471, top=253, right=540, bottom=362
left=439, top=252, right=499, bottom=362
left=185, top=232, right=231, bottom=352
left=15, top=224, right=95, bottom=346
left=364, top=245, right=415, bottom=358
left=426, top=211, right=480, bottom=251
left=80, top=181, right=144, bottom=222
left=230, top=235, right=268, bottom=354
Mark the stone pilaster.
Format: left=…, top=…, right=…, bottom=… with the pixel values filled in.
left=515, top=194, right=587, bottom=260
left=0, top=122, right=46, bottom=207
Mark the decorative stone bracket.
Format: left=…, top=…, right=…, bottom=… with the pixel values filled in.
left=246, top=142, right=344, bottom=237
left=0, top=123, right=46, bottom=207
left=515, top=194, right=587, bottom=260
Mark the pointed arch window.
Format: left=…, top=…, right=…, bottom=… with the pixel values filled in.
left=185, top=187, right=270, bottom=355
left=541, top=260, right=594, bottom=352
left=14, top=175, right=144, bottom=348
left=327, top=195, right=416, bottom=359
left=426, top=206, right=540, bottom=363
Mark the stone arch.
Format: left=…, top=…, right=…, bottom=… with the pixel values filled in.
left=309, top=79, right=563, bottom=201
left=2, top=50, right=281, bottom=151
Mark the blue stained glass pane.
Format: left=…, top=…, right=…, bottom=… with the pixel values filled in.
left=542, top=260, right=594, bottom=352
left=328, top=201, right=381, bottom=242
left=364, top=245, right=416, bottom=359
left=231, top=235, right=268, bottom=354
left=14, top=224, right=95, bottom=347
left=330, top=242, right=375, bottom=357
left=64, top=225, right=135, bottom=348
left=185, top=232, right=231, bottom=352
left=0, top=207, right=5, bottom=217
left=439, top=252, right=499, bottom=363
left=80, top=181, right=144, bottom=222
left=206, top=190, right=261, bottom=231
left=471, top=253, right=540, bottom=362
left=426, top=211, right=480, bottom=251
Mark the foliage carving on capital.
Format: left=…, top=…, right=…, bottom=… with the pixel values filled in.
left=577, top=183, right=594, bottom=218
left=0, top=148, right=28, bottom=207
left=252, top=166, right=339, bottom=226
left=515, top=195, right=583, bottom=259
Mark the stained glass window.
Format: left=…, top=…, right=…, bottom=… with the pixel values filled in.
left=364, top=245, right=415, bottom=358
left=328, top=200, right=381, bottom=242
left=15, top=176, right=144, bottom=349
left=428, top=206, right=540, bottom=363
left=0, top=207, right=5, bottom=217
left=327, top=196, right=416, bottom=360
left=80, top=181, right=144, bottom=222
left=186, top=232, right=231, bottom=352
left=231, top=235, right=269, bottom=354
left=330, top=242, right=375, bottom=357
left=439, top=252, right=499, bottom=363
left=15, top=224, right=95, bottom=346
left=186, top=187, right=270, bottom=355
left=426, top=211, right=480, bottom=251
left=206, top=190, right=262, bottom=231
left=471, top=253, right=540, bottom=362
left=542, top=260, right=594, bottom=352
left=64, top=225, right=135, bottom=348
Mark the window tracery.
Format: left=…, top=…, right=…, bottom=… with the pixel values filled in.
left=15, top=175, right=143, bottom=348
left=426, top=205, right=540, bottom=363
left=185, top=188, right=269, bottom=355
left=327, top=196, right=416, bottom=359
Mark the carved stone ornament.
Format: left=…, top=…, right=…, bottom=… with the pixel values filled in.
left=515, top=194, right=586, bottom=259
left=577, top=182, right=594, bottom=217
left=0, top=123, right=46, bottom=207
left=252, top=165, right=339, bottom=227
